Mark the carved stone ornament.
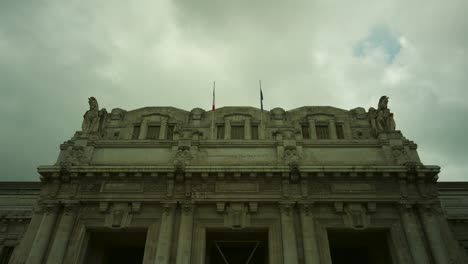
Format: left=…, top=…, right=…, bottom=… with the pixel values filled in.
left=63, top=146, right=90, bottom=165
left=368, top=96, right=396, bottom=134
left=283, top=145, right=301, bottom=166
left=173, top=145, right=193, bottom=172
left=391, top=145, right=410, bottom=165
left=81, top=97, right=108, bottom=137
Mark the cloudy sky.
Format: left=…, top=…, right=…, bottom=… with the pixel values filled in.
left=1, top=0, right=467, bottom=181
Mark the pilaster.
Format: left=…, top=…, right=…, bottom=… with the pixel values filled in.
left=299, top=203, right=320, bottom=264
left=398, top=203, right=430, bottom=264
left=308, top=118, right=317, bottom=140
left=328, top=119, right=337, bottom=140
left=418, top=204, right=450, bottom=264
left=175, top=203, right=195, bottom=264
left=46, top=203, right=78, bottom=264
left=139, top=120, right=148, bottom=139
left=279, top=202, right=298, bottom=264
left=26, top=203, right=60, bottom=264
left=154, top=203, right=176, bottom=264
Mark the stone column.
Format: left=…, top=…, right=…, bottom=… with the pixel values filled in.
left=308, top=118, right=317, bottom=140
left=244, top=119, right=251, bottom=139
left=45, top=203, right=78, bottom=264
left=299, top=204, right=320, bottom=264
left=175, top=203, right=194, bottom=264
left=154, top=203, right=176, bottom=264
left=224, top=120, right=231, bottom=140
left=139, top=120, right=148, bottom=139
left=343, top=121, right=352, bottom=139
left=26, top=204, right=59, bottom=264
left=9, top=205, right=44, bottom=264
left=418, top=205, right=450, bottom=264
left=279, top=203, right=299, bottom=264
left=328, top=119, right=337, bottom=139
left=159, top=119, right=167, bottom=139
left=399, top=204, right=430, bottom=264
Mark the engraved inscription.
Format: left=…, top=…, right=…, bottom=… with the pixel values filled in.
left=101, top=182, right=143, bottom=192
left=331, top=183, right=375, bottom=193
left=216, top=182, right=259, bottom=192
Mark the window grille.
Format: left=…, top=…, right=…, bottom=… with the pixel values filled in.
left=301, top=124, right=310, bottom=139
left=316, top=125, right=330, bottom=139
left=146, top=126, right=160, bottom=140
left=251, top=125, right=259, bottom=139
left=336, top=124, right=345, bottom=139
left=231, top=125, right=245, bottom=139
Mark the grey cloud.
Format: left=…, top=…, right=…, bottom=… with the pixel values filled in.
left=1, top=0, right=467, bottom=181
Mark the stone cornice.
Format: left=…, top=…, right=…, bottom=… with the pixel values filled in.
left=38, top=165, right=440, bottom=182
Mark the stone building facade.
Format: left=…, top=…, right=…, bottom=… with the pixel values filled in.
left=1, top=97, right=468, bottom=263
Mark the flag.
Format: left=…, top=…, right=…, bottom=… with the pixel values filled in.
left=260, top=81, right=264, bottom=112
left=212, top=81, right=216, bottom=111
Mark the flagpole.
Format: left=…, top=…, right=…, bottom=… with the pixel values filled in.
left=211, top=81, right=215, bottom=139
left=259, top=80, right=263, bottom=139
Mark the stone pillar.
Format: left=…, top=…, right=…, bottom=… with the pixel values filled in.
left=9, top=205, right=44, bottom=264
left=159, top=119, right=167, bottom=139
left=328, top=119, right=337, bottom=139
left=244, top=119, right=251, bottom=139
left=26, top=204, right=59, bottom=264
left=399, top=204, right=430, bottom=264
left=45, top=203, right=77, bottom=264
left=343, top=121, right=352, bottom=139
left=418, top=205, right=450, bottom=264
left=279, top=203, right=299, bottom=264
left=224, top=120, right=231, bottom=140
left=175, top=203, right=194, bottom=264
left=154, top=203, right=176, bottom=264
left=139, top=120, right=148, bottom=139
left=299, top=204, right=320, bottom=264
left=308, top=118, right=317, bottom=140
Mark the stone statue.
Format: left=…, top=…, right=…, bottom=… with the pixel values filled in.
left=82, top=97, right=108, bottom=137
left=368, top=96, right=396, bottom=133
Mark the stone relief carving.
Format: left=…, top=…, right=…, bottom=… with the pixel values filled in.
left=283, top=145, right=301, bottom=166
left=63, top=146, right=90, bottom=165
left=173, top=145, right=193, bottom=173
left=391, top=145, right=411, bottom=165
left=81, top=97, right=108, bottom=137
left=368, top=96, right=396, bottom=134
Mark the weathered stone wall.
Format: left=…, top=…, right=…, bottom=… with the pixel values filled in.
left=2, top=100, right=467, bottom=263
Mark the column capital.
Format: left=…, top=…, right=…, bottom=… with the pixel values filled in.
left=279, top=202, right=295, bottom=215
left=180, top=202, right=195, bottom=215
left=298, top=202, right=314, bottom=215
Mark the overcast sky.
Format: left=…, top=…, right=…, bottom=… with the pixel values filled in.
left=1, top=0, right=467, bottom=181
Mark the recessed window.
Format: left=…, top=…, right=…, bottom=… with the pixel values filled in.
left=146, top=126, right=160, bottom=140
left=336, top=124, right=345, bottom=139
left=0, top=246, right=15, bottom=264
left=231, top=125, right=245, bottom=139
left=131, top=125, right=141, bottom=139
left=217, top=125, right=225, bottom=139
left=251, top=125, right=259, bottom=140
left=301, top=124, right=310, bottom=139
left=316, top=125, right=330, bottom=139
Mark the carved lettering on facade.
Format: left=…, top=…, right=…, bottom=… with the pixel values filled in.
left=101, top=182, right=143, bottom=192
left=331, top=183, right=375, bottom=193
left=215, top=182, right=259, bottom=193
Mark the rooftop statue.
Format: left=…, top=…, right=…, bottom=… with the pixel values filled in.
left=81, top=97, right=108, bottom=137
left=368, top=96, right=396, bottom=134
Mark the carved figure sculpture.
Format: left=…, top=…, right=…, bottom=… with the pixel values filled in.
left=82, top=97, right=108, bottom=137
left=368, top=96, right=396, bottom=134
